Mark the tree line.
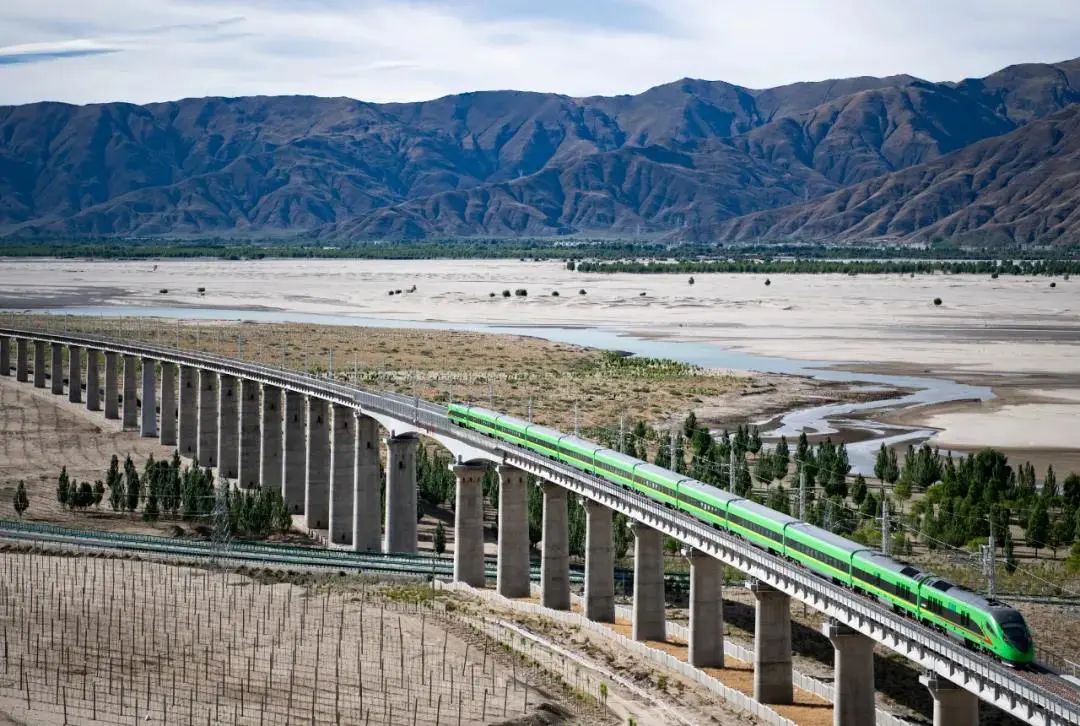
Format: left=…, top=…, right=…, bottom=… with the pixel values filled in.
left=572, top=258, right=1080, bottom=277
left=52, top=452, right=291, bottom=538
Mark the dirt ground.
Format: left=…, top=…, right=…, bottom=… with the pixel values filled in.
left=0, top=553, right=604, bottom=726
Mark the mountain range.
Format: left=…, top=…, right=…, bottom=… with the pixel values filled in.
left=1, top=57, right=1079, bottom=245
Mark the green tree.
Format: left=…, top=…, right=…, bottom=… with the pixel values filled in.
left=852, top=474, right=868, bottom=505
left=106, top=455, right=123, bottom=511
left=748, top=427, right=762, bottom=455
left=772, top=437, right=790, bottom=482
left=433, top=521, right=446, bottom=555
left=1003, top=529, right=1018, bottom=574
left=93, top=480, right=105, bottom=508
left=56, top=467, right=70, bottom=508
left=71, top=481, right=94, bottom=510
left=613, top=512, right=632, bottom=560
left=143, top=491, right=160, bottom=522
left=1064, top=473, right=1080, bottom=508
left=123, top=455, right=141, bottom=512
left=13, top=481, right=28, bottom=518
left=1026, top=500, right=1050, bottom=558
left=1043, top=466, right=1058, bottom=499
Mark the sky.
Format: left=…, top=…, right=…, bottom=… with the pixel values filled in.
left=1, top=0, right=1079, bottom=106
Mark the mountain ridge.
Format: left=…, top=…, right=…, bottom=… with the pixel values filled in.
left=2, top=57, right=1079, bottom=244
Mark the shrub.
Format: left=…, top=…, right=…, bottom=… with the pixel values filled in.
left=514, top=289, right=528, bottom=297
left=933, top=297, right=942, bottom=306
left=578, top=289, right=586, bottom=295
left=551, top=291, right=559, bottom=297
left=502, top=290, right=511, bottom=298
left=764, top=278, right=771, bottom=286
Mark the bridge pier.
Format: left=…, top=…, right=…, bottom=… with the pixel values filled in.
left=304, top=397, right=330, bottom=531
left=259, top=386, right=282, bottom=493
left=632, top=522, right=666, bottom=642
left=50, top=342, right=63, bottom=395
left=122, top=355, right=137, bottom=429
left=541, top=482, right=570, bottom=610
left=920, top=673, right=978, bottom=726
left=217, top=375, right=239, bottom=478
left=67, top=345, right=82, bottom=403
left=141, top=357, right=157, bottom=437
left=0, top=336, right=8, bottom=376
left=159, top=363, right=177, bottom=447
left=583, top=500, right=615, bottom=622
left=823, top=621, right=875, bottom=726
left=32, top=340, right=45, bottom=388
left=282, top=391, right=305, bottom=513
left=16, top=338, right=27, bottom=382
left=453, top=464, right=488, bottom=587
left=688, top=548, right=725, bottom=668
left=85, top=349, right=99, bottom=411
left=104, top=352, right=118, bottom=419
left=328, top=404, right=354, bottom=545
left=238, top=379, right=260, bottom=488
left=177, top=366, right=197, bottom=457
left=383, top=435, right=419, bottom=554
left=352, top=415, right=381, bottom=552
left=749, top=580, right=793, bottom=705
left=196, top=369, right=218, bottom=468
left=496, top=465, right=530, bottom=598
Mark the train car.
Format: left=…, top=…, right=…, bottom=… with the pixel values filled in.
left=446, top=402, right=1036, bottom=665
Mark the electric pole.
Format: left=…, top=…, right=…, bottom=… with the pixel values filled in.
left=729, top=447, right=736, bottom=491
left=799, top=467, right=807, bottom=520
left=881, top=496, right=891, bottom=555
left=619, top=417, right=626, bottom=454
left=985, top=515, right=997, bottom=599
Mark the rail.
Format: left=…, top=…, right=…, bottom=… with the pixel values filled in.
left=2, top=326, right=1078, bottom=725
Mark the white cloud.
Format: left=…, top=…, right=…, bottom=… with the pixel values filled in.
left=0, top=0, right=1076, bottom=105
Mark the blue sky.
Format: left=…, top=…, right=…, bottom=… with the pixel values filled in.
left=1, top=0, right=1078, bottom=105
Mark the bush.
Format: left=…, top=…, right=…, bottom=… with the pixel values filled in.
left=578, top=289, right=586, bottom=295
left=514, top=289, right=527, bottom=297
left=933, top=297, right=942, bottom=306
left=489, top=292, right=495, bottom=297
left=764, top=278, right=771, bottom=286
left=551, top=291, right=559, bottom=297
left=502, top=290, right=511, bottom=298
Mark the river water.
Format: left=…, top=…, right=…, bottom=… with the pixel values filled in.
left=27, top=304, right=992, bottom=474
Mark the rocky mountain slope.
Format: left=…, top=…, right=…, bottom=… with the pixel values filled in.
left=1, top=57, right=1078, bottom=243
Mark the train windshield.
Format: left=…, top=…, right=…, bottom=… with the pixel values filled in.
left=994, top=610, right=1032, bottom=652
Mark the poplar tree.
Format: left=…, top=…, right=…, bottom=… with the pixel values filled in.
left=13, top=481, right=28, bottom=518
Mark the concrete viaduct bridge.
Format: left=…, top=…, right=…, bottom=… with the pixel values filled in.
left=1, top=326, right=1078, bottom=726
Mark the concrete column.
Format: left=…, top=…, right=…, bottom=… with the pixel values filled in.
left=632, top=522, right=666, bottom=642
left=583, top=500, right=615, bottom=622
left=920, top=674, right=978, bottom=726
left=67, top=345, right=82, bottom=403
left=327, top=404, right=354, bottom=544
left=140, top=357, right=157, bottom=437
left=823, top=622, right=875, bottom=726
left=237, top=379, right=260, bottom=488
left=304, top=397, right=330, bottom=531
left=352, top=415, right=381, bottom=552
left=122, top=355, right=138, bottom=429
left=217, top=374, right=238, bottom=478
left=85, top=349, right=99, bottom=411
left=748, top=580, right=793, bottom=705
left=16, top=338, right=28, bottom=382
left=177, top=366, right=197, bottom=457
left=196, top=370, right=218, bottom=468
left=32, top=340, right=45, bottom=388
left=282, top=391, right=305, bottom=514
left=383, top=435, right=419, bottom=554
left=159, top=363, right=177, bottom=446
left=0, top=336, right=10, bottom=376
left=496, top=465, right=530, bottom=598
left=541, top=482, right=570, bottom=611
left=104, top=352, right=119, bottom=419
left=50, top=343, right=63, bottom=394
left=688, top=549, right=725, bottom=668
left=259, top=386, right=283, bottom=493
left=452, top=464, right=487, bottom=587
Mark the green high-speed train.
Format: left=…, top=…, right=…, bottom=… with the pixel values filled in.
left=448, top=402, right=1035, bottom=665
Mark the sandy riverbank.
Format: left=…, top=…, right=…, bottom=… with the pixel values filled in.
left=1, top=257, right=1078, bottom=455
